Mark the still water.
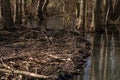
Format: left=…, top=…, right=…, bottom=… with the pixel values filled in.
left=71, top=33, right=120, bottom=80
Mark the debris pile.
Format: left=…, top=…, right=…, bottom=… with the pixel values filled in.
left=0, top=29, right=91, bottom=80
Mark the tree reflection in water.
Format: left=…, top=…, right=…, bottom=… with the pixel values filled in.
left=71, top=33, right=120, bottom=80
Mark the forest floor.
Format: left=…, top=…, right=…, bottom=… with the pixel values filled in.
left=0, top=17, right=91, bottom=80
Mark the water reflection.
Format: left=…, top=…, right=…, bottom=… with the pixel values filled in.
left=72, top=33, right=120, bottom=80
left=110, top=34, right=115, bottom=80
left=83, top=57, right=91, bottom=80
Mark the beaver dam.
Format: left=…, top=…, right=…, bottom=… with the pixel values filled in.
left=0, top=29, right=91, bottom=80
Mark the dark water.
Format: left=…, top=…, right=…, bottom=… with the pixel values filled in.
left=71, top=33, right=120, bottom=80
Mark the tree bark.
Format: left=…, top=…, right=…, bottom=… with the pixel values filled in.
left=76, top=0, right=85, bottom=32
left=38, top=0, right=49, bottom=23
left=19, top=0, right=22, bottom=24
left=38, top=0, right=45, bottom=22
left=23, top=0, right=27, bottom=16
left=15, top=0, right=22, bottom=25
left=30, top=0, right=39, bottom=18
left=90, top=0, right=95, bottom=31
left=1, top=0, right=14, bottom=30
left=95, top=0, right=104, bottom=32
left=42, top=0, right=49, bottom=17
left=15, top=0, right=19, bottom=24
left=112, top=0, right=120, bottom=21
left=0, top=0, right=2, bottom=23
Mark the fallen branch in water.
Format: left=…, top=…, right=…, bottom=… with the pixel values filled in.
left=0, top=68, right=50, bottom=79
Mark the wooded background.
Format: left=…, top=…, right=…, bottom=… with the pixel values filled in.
left=0, top=0, right=120, bottom=32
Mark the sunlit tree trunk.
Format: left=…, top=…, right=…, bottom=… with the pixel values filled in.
left=77, top=0, right=85, bottom=32
left=42, top=0, right=49, bottom=16
left=104, top=0, right=120, bottom=24
left=105, top=0, right=110, bottom=24
left=10, top=0, right=16, bottom=22
left=1, top=0, right=14, bottom=30
left=90, top=0, right=96, bottom=31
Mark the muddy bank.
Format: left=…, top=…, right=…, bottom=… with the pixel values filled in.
left=0, top=29, right=91, bottom=80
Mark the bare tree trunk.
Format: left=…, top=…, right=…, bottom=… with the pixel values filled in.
left=0, top=0, right=2, bottom=23
left=38, top=0, right=49, bottom=23
left=106, top=0, right=120, bottom=24
left=23, top=0, right=27, bottom=16
left=90, top=0, right=96, bottom=31
left=38, top=0, right=45, bottom=22
left=75, top=0, right=80, bottom=18
left=42, top=0, right=49, bottom=17
left=1, top=0, right=14, bottom=30
left=105, top=0, right=110, bottom=24
left=84, top=0, right=95, bottom=31
left=108, top=0, right=114, bottom=20
left=15, top=0, right=22, bottom=25
left=19, top=0, right=22, bottom=24
left=84, top=0, right=88, bottom=31
left=10, top=0, right=16, bottom=22
left=15, top=0, right=19, bottom=24
left=95, top=0, right=104, bottom=32
left=111, top=0, right=120, bottom=21
left=31, top=0, right=39, bottom=18
left=76, top=0, right=85, bottom=32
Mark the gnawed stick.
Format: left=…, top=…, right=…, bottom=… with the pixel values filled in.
left=0, top=68, right=50, bottom=79
left=46, top=54, right=71, bottom=62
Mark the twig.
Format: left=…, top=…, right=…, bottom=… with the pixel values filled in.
left=1, top=52, right=36, bottom=61
left=0, top=68, right=50, bottom=79
left=46, top=54, right=71, bottom=62
left=1, top=55, right=25, bottom=61
left=0, top=58, right=12, bottom=70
